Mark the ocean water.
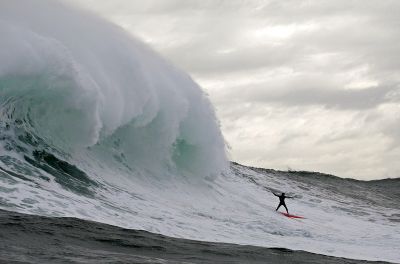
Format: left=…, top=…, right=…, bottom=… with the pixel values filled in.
left=0, top=209, right=392, bottom=264
left=0, top=1, right=399, bottom=263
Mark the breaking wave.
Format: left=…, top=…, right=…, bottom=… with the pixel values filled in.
left=0, top=0, right=227, bottom=180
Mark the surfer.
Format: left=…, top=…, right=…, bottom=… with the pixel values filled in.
left=273, top=192, right=293, bottom=214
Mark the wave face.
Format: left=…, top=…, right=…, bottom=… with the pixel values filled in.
left=0, top=1, right=399, bottom=263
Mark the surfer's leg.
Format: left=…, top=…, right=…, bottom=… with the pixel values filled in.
left=283, top=203, right=289, bottom=214
left=276, top=204, right=281, bottom=211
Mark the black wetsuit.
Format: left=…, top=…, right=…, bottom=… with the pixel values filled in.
left=273, top=193, right=292, bottom=213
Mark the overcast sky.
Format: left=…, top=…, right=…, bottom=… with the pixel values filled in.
left=68, top=0, right=400, bottom=180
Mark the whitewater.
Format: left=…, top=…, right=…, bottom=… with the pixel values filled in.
left=0, top=1, right=399, bottom=263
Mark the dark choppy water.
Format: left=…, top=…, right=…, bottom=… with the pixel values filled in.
left=0, top=209, right=393, bottom=264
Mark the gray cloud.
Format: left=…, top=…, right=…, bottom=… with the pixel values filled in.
left=249, top=85, right=397, bottom=110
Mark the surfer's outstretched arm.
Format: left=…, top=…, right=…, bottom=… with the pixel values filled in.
left=272, top=192, right=279, bottom=197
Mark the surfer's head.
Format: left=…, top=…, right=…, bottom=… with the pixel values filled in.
left=282, top=192, right=285, bottom=196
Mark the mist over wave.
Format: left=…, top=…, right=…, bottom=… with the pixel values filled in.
left=0, top=1, right=399, bottom=263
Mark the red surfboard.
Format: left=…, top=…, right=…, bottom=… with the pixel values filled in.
left=280, top=212, right=305, bottom=219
